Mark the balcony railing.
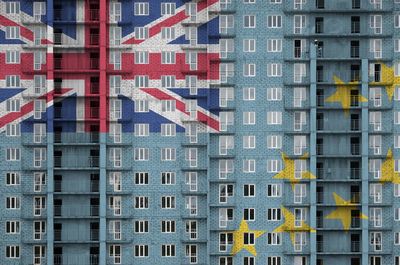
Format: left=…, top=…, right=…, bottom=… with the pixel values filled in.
left=351, top=144, right=360, bottom=155
left=350, top=192, right=360, bottom=203
left=54, top=254, right=99, bottom=265
left=54, top=180, right=99, bottom=193
left=54, top=132, right=99, bottom=144
left=90, top=83, right=99, bottom=94
left=351, top=241, right=360, bottom=252
left=317, top=241, right=323, bottom=252
left=317, top=95, right=324, bottom=107
left=90, top=107, right=100, bottom=119
left=351, top=217, right=360, bottom=228
left=316, top=168, right=360, bottom=180
left=90, top=34, right=99, bottom=46
left=316, top=217, right=323, bottom=228
left=317, top=192, right=324, bottom=204
left=54, top=205, right=99, bottom=217
left=54, top=58, right=99, bottom=70
left=54, top=156, right=100, bottom=168
left=90, top=9, right=99, bottom=21
left=316, top=144, right=323, bottom=155
left=351, top=119, right=360, bottom=131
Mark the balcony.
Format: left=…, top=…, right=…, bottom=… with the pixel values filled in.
left=350, top=192, right=360, bottom=203
left=90, top=82, right=99, bottom=94
left=54, top=205, right=99, bottom=217
left=317, top=192, right=324, bottom=204
left=54, top=156, right=100, bottom=169
left=54, top=229, right=99, bottom=242
left=54, top=58, right=99, bottom=71
left=54, top=180, right=99, bottom=193
left=54, top=133, right=99, bottom=144
left=316, top=168, right=360, bottom=180
left=54, top=254, right=99, bottom=265
left=316, top=144, right=323, bottom=155
left=317, top=217, right=324, bottom=228
left=317, top=241, right=323, bottom=252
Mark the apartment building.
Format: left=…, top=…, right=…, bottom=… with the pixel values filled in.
left=0, top=0, right=400, bottom=265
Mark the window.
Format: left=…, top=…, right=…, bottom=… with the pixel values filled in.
left=370, top=183, right=382, bottom=203
left=267, top=63, right=282, bottom=76
left=267, top=256, right=281, bottom=265
left=134, top=100, right=149, bottom=112
left=33, top=196, right=46, bottom=216
left=134, top=27, right=149, bottom=40
left=219, top=87, right=234, bottom=107
left=34, top=148, right=46, bottom=168
left=5, top=51, right=20, bottom=64
left=243, top=63, right=256, bottom=77
left=161, top=124, right=176, bottom=137
left=110, top=99, right=121, bottom=120
left=370, top=208, right=382, bottom=227
left=6, top=148, right=20, bottom=161
left=370, top=111, right=382, bottom=131
left=267, top=135, right=282, bottom=149
left=134, top=148, right=149, bottom=161
left=6, top=75, right=20, bottom=88
left=219, top=208, right=234, bottom=228
left=219, top=136, right=234, bottom=155
left=370, top=256, right=381, bottom=265
left=6, top=2, right=20, bottom=14
left=134, top=2, right=149, bottom=16
left=369, top=135, right=382, bottom=155
left=243, top=87, right=256, bottom=100
left=134, top=124, right=149, bottom=137
left=161, top=27, right=175, bottom=40
left=161, top=196, right=176, bottom=209
left=243, top=184, right=255, bottom=197
left=161, top=172, right=176, bottom=185
left=244, top=208, right=255, bottom=221
left=185, top=196, right=198, bottom=216
left=267, top=208, right=281, bottom=221
left=5, top=27, right=20, bottom=39
left=162, top=245, right=176, bottom=257
left=396, top=15, right=400, bottom=28
left=161, top=100, right=176, bottom=112
left=109, top=196, right=122, bottom=215
left=161, top=52, right=176, bottom=64
left=109, top=172, right=122, bottom=192
left=244, top=257, right=255, bottom=265
left=294, top=15, right=306, bottom=34
left=267, top=112, right=282, bottom=125
left=395, top=233, right=400, bottom=245
left=370, top=232, right=382, bottom=251
left=134, top=245, right=149, bottom=257
left=395, top=184, right=400, bottom=197
left=109, top=51, right=121, bottom=70
left=267, top=39, right=282, bottom=52
left=244, top=232, right=255, bottom=245
left=6, top=221, right=20, bottom=234
left=134, top=196, right=149, bottom=209
left=185, top=148, right=198, bottom=167
left=135, top=51, right=149, bottom=64
left=243, top=159, right=256, bottom=173
left=267, top=15, right=282, bottom=28
left=244, top=15, right=256, bottom=28
left=6, top=245, right=19, bottom=258
left=219, top=160, right=234, bottom=179
left=161, top=148, right=176, bottom=161
left=220, top=111, right=234, bottom=131
left=220, top=15, right=234, bottom=34
left=161, top=220, right=176, bottom=233
left=219, top=184, right=234, bottom=203
left=267, top=184, right=282, bottom=197
left=161, top=3, right=176, bottom=15
left=134, top=220, right=149, bottom=233
left=220, top=39, right=234, bottom=58
left=294, top=63, right=307, bottom=83
left=6, top=197, right=20, bottom=209
left=34, top=173, right=46, bottom=192
left=370, top=39, right=382, bottom=58
left=6, top=123, right=20, bottom=137
left=110, top=2, right=121, bottom=22
left=267, top=159, right=281, bottom=173
left=185, top=51, right=198, bottom=70
left=219, top=232, right=233, bottom=252
left=294, top=135, right=307, bottom=155
left=109, top=245, right=121, bottom=264
left=370, top=15, right=382, bottom=34
left=243, top=136, right=255, bottom=149
left=267, top=87, right=282, bottom=101
left=267, top=233, right=281, bottom=245
left=243, top=112, right=256, bottom=125
left=369, top=87, right=382, bottom=107
left=243, top=39, right=256, bottom=52
left=395, top=208, right=400, bottom=221
left=395, top=39, right=400, bottom=52
left=6, top=172, right=20, bottom=186
left=33, top=99, right=46, bottom=119
left=294, top=184, right=307, bottom=203
left=135, top=172, right=149, bottom=185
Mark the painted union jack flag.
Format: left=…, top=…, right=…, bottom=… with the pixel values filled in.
left=0, top=0, right=222, bottom=134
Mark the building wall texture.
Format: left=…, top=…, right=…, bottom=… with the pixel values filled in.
left=0, top=0, right=399, bottom=265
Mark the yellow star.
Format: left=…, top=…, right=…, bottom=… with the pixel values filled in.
left=325, top=76, right=367, bottom=116
left=325, top=193, right=368, bottom=231
left=231, top=220, right=265, bottom=256
left=380, top=148, right=400, bottom=184
left=273, top=152, right=316, bottom=189
left=273, top=206, right=315, bottom=244
left=370, top=63, right=400, bottom=101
